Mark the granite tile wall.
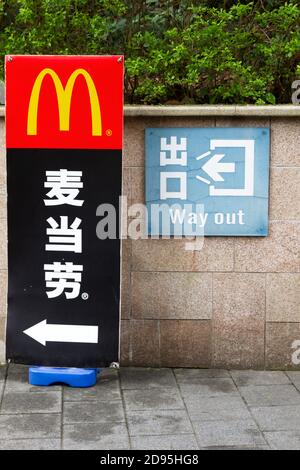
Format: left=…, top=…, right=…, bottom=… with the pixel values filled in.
left=0, top=114, right=299, bottom=368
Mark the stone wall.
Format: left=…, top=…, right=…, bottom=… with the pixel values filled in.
left=0, top=106, right=299, bottom=369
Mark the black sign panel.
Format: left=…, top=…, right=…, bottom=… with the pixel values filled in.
left=6, top=149, right=121, bottom=367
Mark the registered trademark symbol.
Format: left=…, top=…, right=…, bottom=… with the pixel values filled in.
left=106, top=129, right=112, bottom=136
left=81, top=292, right=89, bottom=300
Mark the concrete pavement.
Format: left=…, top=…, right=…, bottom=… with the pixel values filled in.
left=1, top=365, right=300, bottom=450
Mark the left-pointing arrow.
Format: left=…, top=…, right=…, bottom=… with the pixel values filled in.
left=202, top=153, right=235, bottom=182
left=23, top=319, right=99, bottom=346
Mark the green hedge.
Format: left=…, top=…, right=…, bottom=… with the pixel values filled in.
left=1, top=0, right=299, bottom=104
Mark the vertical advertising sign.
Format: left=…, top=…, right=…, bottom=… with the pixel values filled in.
left=5, top=56, right=123, bottom=367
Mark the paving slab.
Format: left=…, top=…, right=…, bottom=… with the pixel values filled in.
left=0, top=380, right=4, bottom=402
left=239, top=384, right=300, bottom=407
left=286, top=372, right=300, bottom=386
left=198, top=445, right=270, bottom=450
left=193, top=419, right=267, bottom=449
left=63, top=400, right=125, bottom=424
left=179, top=378, right=239, bottom=398
left=126, top=409, right=193, bottom=436
left=63, top=422, right=129, bottom=450
left=264, top=431, right=300, bottom=450
left=251, top=405, right=300, bottom=431
left=231, top=370, right=290, bottom=387
left=1, top=390, right=62, bottom=414
left=64, top=369, right=120, bottom=402
left=184, top=395, right=251, bottom=422
left=123, top=388, right=184, bottom=411
left=0, top=365, right=6, bottom=382
left=120, top=368, right=177, bottom=390
left=0, top=413, right=61, bottom=440
left=4, top=365, right=32, bottom=393
left=174, top=369, right=230, bottom=383
left=1, top=365, right=300, bottom=450
left=131, top=434, right=199, bottom=450
left=0, top=439, right=61, bottom=450
left=5, top=364, right=61, bottom=393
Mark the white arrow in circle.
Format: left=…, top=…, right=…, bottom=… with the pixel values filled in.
left=23, top=320, right=99, bottom=346
left=202, top=154, right=235, bottom=182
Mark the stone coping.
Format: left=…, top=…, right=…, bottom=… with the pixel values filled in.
left=1, top=104, right=300, bottom=118
left=124, top=105, right=300, bottom=117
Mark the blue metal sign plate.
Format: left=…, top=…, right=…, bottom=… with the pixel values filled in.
left=145, top=128, right=270, bottom=236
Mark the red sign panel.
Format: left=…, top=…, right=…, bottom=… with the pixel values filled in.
left=5, top=55, right=123, bottom=149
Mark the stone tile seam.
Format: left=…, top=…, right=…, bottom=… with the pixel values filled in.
left=129, top=316, right=212, bottom=321
left=129, top=270, right=300, bottom=274
left=118, top=370, right=133, bottom=450
left=60, top=385, right=64, bottom=450
left=0, top=437, right=61, bottom=442
left=129, top=431, right=197, bottom=438
left=157, top=319, right=161, bottom=368
left=2, top=390, right=62, bottom=394
left=171, top=367, right=210, bottom=449
left=248, top=403, right=300, bottom=410
left=0, top=411, right=62, bottom=416
left=122, top=319, right=300, bottom=323
left=0, top=411, right=61, bottom=417
left=270, top=166, right=300, bottom=169
left=268, top=219, right=300, bottom=222
left=228, top=370, right=270, bottom=448
left=211, top=274, right=218, bottom=368
left=62, top=398, right=123, bottom=403
left=264, top=273, right=267, bottom=367
left=0, top=365, right=7, bottom=410
left=62, top=418, right=126, bottom=424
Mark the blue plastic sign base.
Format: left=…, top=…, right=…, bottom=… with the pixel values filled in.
left=29, top=366, right=100, bottom=388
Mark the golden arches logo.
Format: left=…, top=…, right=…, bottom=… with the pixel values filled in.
left=27, top=68, right=102, bottom=136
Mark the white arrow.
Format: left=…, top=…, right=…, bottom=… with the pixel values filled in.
left=202, top=154, right=235, bottom=182
left=23, top=320, right=99, bottom=346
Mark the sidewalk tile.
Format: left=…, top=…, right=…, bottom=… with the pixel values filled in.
left=5, top=365, right=33, bottom=393
left=0, top=439, right=61, bottom=450
left=1, top=391, right=61, bottom=414
left=264, top=431, right=300, bottom=450
left=64, top=370, right=120, bottom=402
left=193, top=419, right=266, bottom=449
left=184, top=395, right=251, bottom=422
left=63, top=401, right=125, bottom=424
left=231, top=370, right=290, bottom=387
left=179, top=378, right=238, bottom=398
left=286, top=372, right=300, bottom=386
left=126, top=409, right=192, bottom=436
left=5, top=364, right=61, bottom=393
left=120, top=368, right=176, bottom=390
left=0, top=365, right=6, bottom=382
left=131, top=434, right=199, bottom=450
left=239, top=385, right=300, bottom=407
left=123, top=388, right=184, bottom=411
left=0, top=414, right=60, bottom=439
left=175, top=369, right=230, bottom=383
left=251, top=406, right=300, bottom=431
left=63, top=422, right=129, bottom=450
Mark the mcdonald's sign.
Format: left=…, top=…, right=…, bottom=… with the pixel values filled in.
left=6, top=55, right=123, bottom=149
left=27, top=68, right=102, bottom=137
left=5, top=56, right=123, bottom=367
